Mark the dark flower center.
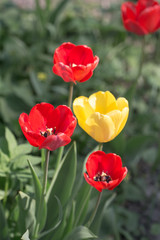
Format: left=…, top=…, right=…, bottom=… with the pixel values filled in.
left=93, top=171, right=112, bottom=183
left=40, top=127, right=56, bottom=137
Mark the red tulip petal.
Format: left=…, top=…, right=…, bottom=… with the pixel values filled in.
left=78, top=70, right=93, bottom=83
left=53, top=63, right=75, bottom=83
left=19, top=113, right=31, bottom=132
left=138, top=5, right=160, bottom=33
left=92, top=55, right=99, bottom=69
left=71, top=65, right=92, bottom=82
left=55, top=105, right=77, bottom=136
left=137, top=0, right=158, bottom=13
left=124, top=19, right=148, bottom=35
left=53, top=42, right=75, bottom=65
left=39, top=133, right=71, bottom=151
left=86, top=151, right=123, bottom=179
left=109, top=167, right=128, bottom=190
left=84, top=173, right=102, bottom=192
left=71, top=55, right=99, bottom=82
left=84, top=173, right=122, bottom=191
left=68, top=45, right=95, bottom=65
left=23, top=131, right=45, bottom=147
left=28, top=104, right=48, bottom=133
left=121, top=2, right=136, bottom=21
left=19, top=112, right=45, bottom=147
left=100, top=153, right=123, bottom=177
left=86, top=151, right=104, bottom=178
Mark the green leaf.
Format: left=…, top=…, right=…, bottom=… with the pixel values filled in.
left=45, top=142, right=77, bottom=234
left=74, top=182, right=92, bottom=226
left=28, top=160, right=47, bottom=232
left=0, top=201, right=10, bottom=240
left=17, top=191, right=36, bottom=236
left=62, top=201, right=76, bottom=238
left=13, top=155, right=41, bottom=170
left=39, top=196, right=63, bottom=238
left=12, top=144, right=33, bottom=158
left=21, top=230, right=30, bottom=240
left=49, top=0, right=71, bottom=24
left=0, top=150, right=10, bottom=173
left=63, top=226, right=97, bottom=240
left=90, top=193, right=116, bottom=234
left=5, top=127, right=17, bottom=157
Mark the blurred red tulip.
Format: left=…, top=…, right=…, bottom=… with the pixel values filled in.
left=19, top=103, right=77, bottom=151
left=121, top=0, right=160, bottom=35
left=84, top=151, right=127, bottom=192
left=53, top=42, right=99, bottom=83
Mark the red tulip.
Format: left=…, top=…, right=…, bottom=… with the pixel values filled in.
left=84, top=151, right=127, bottom=192
left=19, top=103, right=77, bottom=151
left=52, top=42, right=99, bottom=83
left=121, top=0, right=160, bottom=35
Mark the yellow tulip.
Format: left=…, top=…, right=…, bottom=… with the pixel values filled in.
left=73, top=91, right=129, bottom=143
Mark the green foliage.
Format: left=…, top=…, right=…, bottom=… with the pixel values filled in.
left=0, top=0, right=160, bottom=239
left=17, top=191, right=36, bottom=236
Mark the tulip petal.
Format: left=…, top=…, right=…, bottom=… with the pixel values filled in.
left=28, top=105, right=47, bottom=133
left=100, top=153, right=123, bottom=177
left=71, top=65, right=92, bottom=82
left=116, top=107, right=129, bottom=136
left=88, top=91, right=117, bottom=114
left=73, top=96, right=94, bottom=123
left=123, top=19, right=148, bottom=35
left=68, top=45, right=95, bottom=65
left=109, top=167, right=128, bottom=190
left=53, top=63, right=75, bottom=83
left=84, top=173, right=102, bottom=192
left=84, top=151, right=127, bottom=191
left=23, top=131, right=45, bottom=147
left=107, top=108, right=129, bottom=138
left=53, top=42, right=75, bottom=64
left=39, top=133, right=71, bottom=151
left=55, top=105, right=77, bottom=136
left=117, top=97, right=129, bottom=111
left=86, top=151, right=106, bottom=178
left=121, top=2, right=137, bottom=21
left=78, top=70, right=93, bottom=83
left=138, top=5, right=160, bottom=33
left=84, top=112, right=115, bottom=142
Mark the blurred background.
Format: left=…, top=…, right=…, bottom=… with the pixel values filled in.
left=0, top=0, right=160, bottom=239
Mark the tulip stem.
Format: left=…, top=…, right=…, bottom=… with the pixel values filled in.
left=99, top=143, right=103, bottom=151
left=136, top=35, right=145, bottom=83
left=42, top=149, right=50, bottom=195
left=86, top=191, right=102, bottom=228
left=68, top=82, right=74, bottom=108
left=33, top=149, right=50, bottom=239
left=131, top=36, right=146, bottom=98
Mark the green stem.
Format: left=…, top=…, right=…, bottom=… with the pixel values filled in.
left=136, top=35, right=146, bottom=83
left=42, top=150, right=50, bottom=195
left=86, top=191, right=102, bottom=228
left=55, top=146, right=64, bottom=170
left=98, top=143, right=103, bottom=151
left=33, top=149, right=50, bottom=239
left=68, top=82, right=74, bottom=109
left=126, top=36, right=146, bottom=104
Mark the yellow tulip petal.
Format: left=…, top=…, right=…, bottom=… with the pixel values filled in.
left=117, top=107, right=129, bottom=135
left=84, top=112, right=115, bottom=142
left=117, top=97, right=128, bottom=111
left=73, top=96, right=94, bottom=122
left=88, top=91, right=117, bottom=114
left=107, top=108, right=129, bottom=138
